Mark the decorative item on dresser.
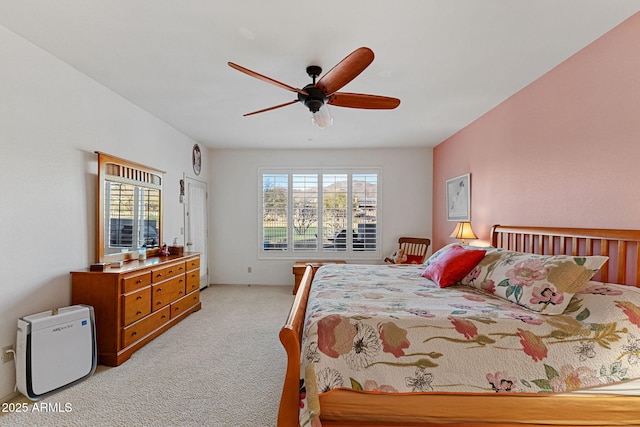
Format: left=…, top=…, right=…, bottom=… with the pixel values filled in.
left=71, top=253, right=201, bottom=366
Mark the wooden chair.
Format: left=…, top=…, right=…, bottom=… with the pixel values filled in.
left=384, top=237, right=431, bottom=264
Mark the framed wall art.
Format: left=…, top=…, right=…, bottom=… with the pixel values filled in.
left=192, top=144, right=201, bottom=176
left=446, top=173, right=470, bottom=221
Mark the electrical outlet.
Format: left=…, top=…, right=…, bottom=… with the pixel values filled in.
left=2, top=345, right=14, bottom=363
left=247, top=266, right=252, bottom=273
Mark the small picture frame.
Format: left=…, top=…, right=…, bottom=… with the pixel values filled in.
left=446, top=173, right=470, bottom=221
left=192, top=144, right=201, bottom=175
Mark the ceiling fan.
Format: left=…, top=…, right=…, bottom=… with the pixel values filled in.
left=228, top=47, right=400, bottom=128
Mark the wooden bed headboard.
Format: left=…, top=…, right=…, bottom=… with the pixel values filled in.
left=491, top=225, right=640, bottom=287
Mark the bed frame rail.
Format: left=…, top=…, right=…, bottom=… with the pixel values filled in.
left=279, top=265, right=314, bottom=427
left=491, top=225, right=640, bottom=287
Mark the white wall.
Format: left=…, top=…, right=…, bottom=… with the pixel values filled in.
left=208, top=147, right=433, bottom=285
left=0, top=25, right=204, bottom=401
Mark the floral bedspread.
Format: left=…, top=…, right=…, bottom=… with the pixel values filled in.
left=299, top=264, right=640, bottom=426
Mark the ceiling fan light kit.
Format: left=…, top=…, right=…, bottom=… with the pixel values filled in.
left=311, top=104, right=333, bottom=129
left=228, top=47, right=400, bottom=128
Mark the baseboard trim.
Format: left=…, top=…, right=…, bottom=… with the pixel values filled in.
left=0, top=390, right=20, bottom=404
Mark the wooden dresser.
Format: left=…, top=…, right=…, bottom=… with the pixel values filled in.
left=71, top=254, right=202, bottom=366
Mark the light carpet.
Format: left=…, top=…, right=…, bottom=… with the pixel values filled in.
left=1, top=285, right=294, bottom=427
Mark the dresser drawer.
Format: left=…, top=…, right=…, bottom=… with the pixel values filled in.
left=123, top=271, right=152, bottom=293
left=151, top=275, right=186, bottom=311
left=121, top=306, right=170, bottom=348
left=171, top=290, right=200, bottom=318
left=186, top=256, right=200, bottom=271
left=122, top=286, right=151, bottom=326
left=186, top=269, right=200, bottom=293
left=151, top=261, right=185, bottom=283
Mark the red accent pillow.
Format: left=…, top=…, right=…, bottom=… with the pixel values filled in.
left=422, top=245, right=487, bottom=288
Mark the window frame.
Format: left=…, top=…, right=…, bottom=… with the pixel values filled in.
left=258, top=167, right=382, bottom=260
left=96, top=152, right=164, bottom=263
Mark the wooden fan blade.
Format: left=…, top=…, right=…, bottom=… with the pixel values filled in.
left=327, top=92, right=401, bottom=109
left=243, top=99, right=299, bottom=116
left=228, top=62, right=309, bottom=96
left=316, top=47, right=374, bottom=96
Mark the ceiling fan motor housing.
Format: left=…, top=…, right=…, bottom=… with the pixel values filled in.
left=299, top=84, right=326, bottom=113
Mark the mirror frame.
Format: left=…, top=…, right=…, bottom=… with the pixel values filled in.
left=96, top=152, right=164, bottom=263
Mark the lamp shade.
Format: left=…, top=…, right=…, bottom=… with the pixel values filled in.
left=450, top=222, right=477, bottom=243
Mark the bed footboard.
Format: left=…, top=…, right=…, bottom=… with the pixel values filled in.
left=278, top=265, right=314, bottom=427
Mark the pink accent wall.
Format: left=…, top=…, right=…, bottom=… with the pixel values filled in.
left=432, top=12, right=640, bottom=251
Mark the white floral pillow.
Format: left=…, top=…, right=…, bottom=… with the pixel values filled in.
left=460, top=249, right=608, bottom=314
left=423, top=242, right=491, bottom=266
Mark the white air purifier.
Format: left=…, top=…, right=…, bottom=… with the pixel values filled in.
left=16, top=305, right=97, bottom=400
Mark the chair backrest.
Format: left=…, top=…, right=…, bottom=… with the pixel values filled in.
left=398, top=237, right=431, bottom=264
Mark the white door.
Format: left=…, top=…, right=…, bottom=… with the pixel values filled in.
left=184, top=177, right=209, bottom=289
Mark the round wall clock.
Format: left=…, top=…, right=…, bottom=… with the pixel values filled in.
left=192, top=144, right=201, bottom=175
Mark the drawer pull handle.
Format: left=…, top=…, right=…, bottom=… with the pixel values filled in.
left=179, top=291, right=183, bottom=295
left=156, top=274, right=162, bottom=277
left=156, top=301, right=162, bottom=306
left=136, top=295, right=142, bottom=300
left=157, top=288, right=162, bottom=291
left=162, top=315, right=167, bottom=319
left=136, top=310, right=142, bottom=315
left=136, top=279, right=142, bottom=284
left=132, top=331, right=137, bottom=336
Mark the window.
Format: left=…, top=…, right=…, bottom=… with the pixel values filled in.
left=97, top=152, right=163, bottom=263
left=261, top=169, right=379, bottom=258
left=106, top=182, right=160, bottom=249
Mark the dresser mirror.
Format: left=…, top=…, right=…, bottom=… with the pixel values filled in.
left=96, top=152, right=164, bottom=262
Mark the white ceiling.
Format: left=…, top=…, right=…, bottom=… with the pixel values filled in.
left=1, top=1, right=638, bottom=150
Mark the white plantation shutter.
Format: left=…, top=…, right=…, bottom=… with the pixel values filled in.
left=262, top=173, right=288, bottom=251
left=352, top=173, right=377, bottom=251
left=260, top=169, right=379, bottom=258
left=292, top=174, right=318, bottom=251
left=322, top=173, right=348, bottom=252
